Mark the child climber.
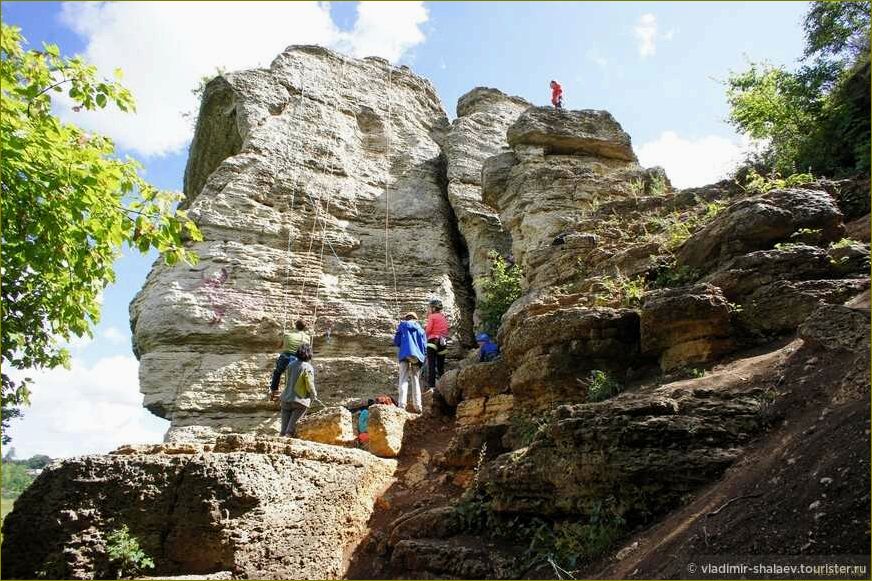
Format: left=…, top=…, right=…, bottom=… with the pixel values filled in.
left=269, top=319, right=311, bottom=393
left=550, top=80, right=563, bottom=108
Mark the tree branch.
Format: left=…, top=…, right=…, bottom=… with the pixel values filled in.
left=26, top=77, right=70, bottom=117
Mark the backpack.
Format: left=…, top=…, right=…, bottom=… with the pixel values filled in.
left=293, top=365, right=313, bottom=399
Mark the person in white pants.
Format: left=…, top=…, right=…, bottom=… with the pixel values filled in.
left=393, top=311, right=427, bottom=414
left=398, top=358, right=423, bottom=413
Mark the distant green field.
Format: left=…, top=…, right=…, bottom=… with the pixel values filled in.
left=1, top=496, right=16, bottom=522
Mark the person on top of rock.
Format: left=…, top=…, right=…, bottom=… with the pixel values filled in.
left=393, top=311, right=427, bottom=414
left=275, top=343, right=318, bottom=437
left=550, top=80, right=563, bottom=109
left=476, top=332, right=500, bottom=363
left=269, top=319, right=311, bottom=394
left=425, top=298, right=450, bottom=388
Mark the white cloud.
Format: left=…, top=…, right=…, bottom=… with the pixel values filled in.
left=101, top=325, right=128, bottom=345
left=585, top=48, right=608, bottom=68
left=6, top=355, right=168, bottom=458
left=58, top=1, right=429, bottom=157
left=338, top=1, right=428, bottom=62
left=638, top=131, right=749, bottom=189
left=634, top=13, right=658, bottom=57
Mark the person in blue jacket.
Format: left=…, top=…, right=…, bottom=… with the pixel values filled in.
left=476, top=332, right=500, bottom=362
left=393, top=311, right=427, bottom=413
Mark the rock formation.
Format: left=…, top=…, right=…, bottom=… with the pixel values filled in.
left=129, top=46, right=473, bottom=440
left=3, top=43, right=870, bottom=581
left=442, top=88, right=531, bottom=322
left=1, top=436, right=395, bottom=580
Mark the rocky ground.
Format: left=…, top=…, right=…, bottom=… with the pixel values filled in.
left=2, top=46, right=869, bottom=580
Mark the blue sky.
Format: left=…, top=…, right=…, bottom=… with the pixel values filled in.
left=2, top=1, right=810, bottom=458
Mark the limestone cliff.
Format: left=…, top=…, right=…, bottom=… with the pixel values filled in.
left=3, top=43, right=869, bottom=581
left=130, top=46, right=473, bottom=440
left=442, top=88, right=531, bottom=323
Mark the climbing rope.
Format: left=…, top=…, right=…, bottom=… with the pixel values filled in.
left=302, top=54, right=353, bottom=348
left=384, top=66, right=401, bottom=319
left=281, top=69, right=309, bottom=333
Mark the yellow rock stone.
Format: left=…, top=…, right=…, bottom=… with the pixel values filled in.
left=296, top=406, right=355, bottom=446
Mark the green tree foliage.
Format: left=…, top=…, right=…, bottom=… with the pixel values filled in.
left=21, top=454, right=52, bottom=469
left=726, top=1, right=870, bottom=177
left=105, top=525, right=155, bottom=578
left=478, top=252, right=523, bottom=335
left=0, top=24, right=202, bottom=439
left=1, top=462, right=33, bottom=497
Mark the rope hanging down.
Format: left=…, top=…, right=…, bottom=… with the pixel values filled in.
left=280, top=69, right=309, bottom=333
left=299, top=55, right=351, bottom=348
left=384, top=66, right=401, bottom=319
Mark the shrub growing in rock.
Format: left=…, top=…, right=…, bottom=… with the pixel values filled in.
left=105, top=525, right=154, bottom=579
left=586, top=370, right=623, bottom=402
left=478, top=252, right=523, bottom=334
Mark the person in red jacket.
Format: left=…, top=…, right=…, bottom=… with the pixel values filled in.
left=550, top=80, right=563, bottom=109
left=425, top=298, right=450, bottom=388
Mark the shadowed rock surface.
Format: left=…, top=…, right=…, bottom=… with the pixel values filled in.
left=0, top=436, right=395, bottom=580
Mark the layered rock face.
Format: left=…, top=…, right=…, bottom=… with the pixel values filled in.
left=400, top=107, right=870, bottom=579
left=1, top=436, right=396, bottom=580
left=442, top=88, right=531, bottom=322
left=130, top=46, right=473, bottom=440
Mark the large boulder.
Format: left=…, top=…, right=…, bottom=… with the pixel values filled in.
left=506, top=107, right=637, bottom=161
left=677, top=188, right=845, bottom=270
left=367, top=404, right=411, bottom=458
left=482, top=107, right=661, bottom=289
left=501, top=302, right=640, bottom=409
left=437, top=424, right=510, bottom=469
left=0, top=435, right=395, bottom=580
left=129, top=46, right=472, bottom=440
left=640, top=284, right=734, bottom=371
left=703, top=245, right=850, bottom=300
left=738, top=278, right=869, bottom=336
left=456, top=394, right=514, bottom=428
left=435, top=369, right=462, bottom=408
left=296, top=406, right=355, bottom=445
left=456, top=360, right=511, bottom=400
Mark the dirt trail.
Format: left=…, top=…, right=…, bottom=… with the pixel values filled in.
left=345, top=406, right=466, bottom=579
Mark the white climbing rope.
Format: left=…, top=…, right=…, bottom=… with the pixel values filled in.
left=281, top=69, right=309, bottom=333
left=384, top=65, right=401, bottom=319
left=304, top=54, right=352, bottom=348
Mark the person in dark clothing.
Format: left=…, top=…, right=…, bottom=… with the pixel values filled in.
left=425, top=299, right=449, bottom=388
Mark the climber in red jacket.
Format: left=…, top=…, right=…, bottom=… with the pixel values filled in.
left=550, top=80, right=563, bottom=109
